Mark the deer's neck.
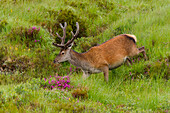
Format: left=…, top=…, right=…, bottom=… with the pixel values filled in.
left=68, top=50, right=90, bottom=69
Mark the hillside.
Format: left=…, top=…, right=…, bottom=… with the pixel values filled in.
left=0, top=0, right=169, bottom=112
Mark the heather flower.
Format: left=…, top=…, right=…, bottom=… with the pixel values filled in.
left=38, top=40, right=40, bottom=42
left=56, top=81, right=60, bottom=84
left=40, top=36, right=41, bottom=38
left=51, top=79, right=55, bottom=83
left=70, top=67, right=72, bottom=72
left=66, top=80, right=70, bottom=83
left=44, top=78, right=46, bottom=81
left=65, top=84, right=70, bottom=88
left=131, top=77, right=134, bottom=80
left=42, top=75, right=72, bottom=90
left=32, top=26, right=36, bottom=30
left=129, top=72, right=132, bottom=75
left=35, top=40, right=37, bottom=42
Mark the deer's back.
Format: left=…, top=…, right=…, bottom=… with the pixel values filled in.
left=83, top=34, right=137, bottom=68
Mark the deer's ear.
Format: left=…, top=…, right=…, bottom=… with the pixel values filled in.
left=67, top=42, right=74, bottom=49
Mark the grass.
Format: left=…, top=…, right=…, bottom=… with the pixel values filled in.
left=0, top=0, right=170, bottom=112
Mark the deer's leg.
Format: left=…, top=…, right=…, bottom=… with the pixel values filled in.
left=138, top=46, right=147, bottom=60
left=126, top=57, right=132, bottom=66
left=82, top=70, right=90, bottom=79
left=100, top=66, right=109, bottom=82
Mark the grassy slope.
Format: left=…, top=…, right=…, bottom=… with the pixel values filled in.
left=0, top=0, right=170, bottom=112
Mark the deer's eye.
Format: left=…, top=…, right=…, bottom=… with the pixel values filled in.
left=61, top=51, right=65, bottom=55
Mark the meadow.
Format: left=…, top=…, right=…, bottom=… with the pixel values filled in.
left=0, top=0, right=169, bottom=112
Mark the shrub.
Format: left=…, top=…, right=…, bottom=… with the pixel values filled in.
left=112, top=19, right=137, bottom=36
left=71, top=87, right=88, bottom=99
left=128, top=56, right=169, bottom=80
left=74, top=36, right=99, bottom=52
left=1, top=55, right=32, bottom=74
left=42, top=75, right=73, bottom=90
left=7, top=26, right=42, bottom=47
left=42, top=9, right=87, bottom=44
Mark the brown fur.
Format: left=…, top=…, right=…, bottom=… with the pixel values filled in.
left=54, top=34, right=147, bottom=82
left=82, top=34, right=138, bottom=67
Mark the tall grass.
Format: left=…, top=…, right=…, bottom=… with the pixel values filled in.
left=0, top=0, right=169, bottom=112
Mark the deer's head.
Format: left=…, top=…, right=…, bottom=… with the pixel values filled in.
left=53, top=22, right=79, bottom=63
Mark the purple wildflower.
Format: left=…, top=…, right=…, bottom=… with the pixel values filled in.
left=56, top=81, right=60, bottom=84
left=129, top=72, right=132, bottom=75
left=35, top=40, right=37, bottom=42
left=65, top=84, right=70, bottom=88
left=66, top=80, right=70, bottom=83
left=70, top=67, right=72, bottom=72
left=51, top=86, right=54, bottom=89
left=38, top=40, right=40, bottom=42
left=32, top=26, right=36, bottom=30
left=44, top=78, right=46, bottom=81
left=131, top=76, right=134, bottom=80
left=51, top=79, right=55, bottom=83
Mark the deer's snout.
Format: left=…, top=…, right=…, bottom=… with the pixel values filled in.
left=53, top=59, right=59, bottom=63
left=53, top=60, right=56, bottom=63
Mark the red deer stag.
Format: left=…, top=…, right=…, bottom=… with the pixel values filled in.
left=53, top=22, right=147, bottom=82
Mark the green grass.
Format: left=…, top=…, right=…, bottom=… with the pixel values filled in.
left=0, top=0, right=170, bottom=112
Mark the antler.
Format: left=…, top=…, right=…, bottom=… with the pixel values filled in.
left=53, top=22, right=67, bottom=48
left=65, top=22, right=79, bottom=47
left=53, top=22, right=79, bottom=48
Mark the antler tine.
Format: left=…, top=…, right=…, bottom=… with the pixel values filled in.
left=56, top=22, right=67, bottom=45
left=53, top=42, right=65, bottom=48
left=65, top=22, right=79, bottom=47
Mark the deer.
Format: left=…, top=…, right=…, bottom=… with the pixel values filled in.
left=52, top=22, right=147, bottom=82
